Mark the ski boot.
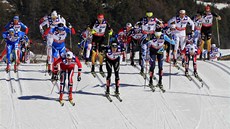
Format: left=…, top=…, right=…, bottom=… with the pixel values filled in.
left=114, top=84, right=120, bottom=96
left=158, top=81, right=165, bottom=93
left=130, top=61, right=135, bottom=66
left=194, top=71, right=198, bottom=77
left=185, top=71, right=189, bottom=76
left=14, top=64, right=18, bottom=73
left=48, top=64, right=52, bottom=75
left=5, top=65, right=10, bottom=73
left=165, top=54, right=170, bottom=63
left=182, top=59, right=185, bottom=67
left=59, top=92, right=64, bottom=106
left=99, top=65, right=105, bottom=77
left=51, top=73, right=58, bottom=81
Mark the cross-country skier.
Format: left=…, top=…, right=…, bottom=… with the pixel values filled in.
left=181, top=34, right=200, bottom=77
left=117, top=22, right=132, bottom=62
left=105, top=38, right=124, bottom=95
left=52, top=51, right=82, bottom=104
left=147, top=30, right=175, bottom=91
left=192, top=11, right=203, bottom=46
left=129, top=22, right=143, bottom=66
left=2, top=28, right=22, bottom=72
left=138, top=11, right=163, bottom=76
left=168, top=10, right=194, bottom=67
left=89, top=14, right=113, bottom=76
left=78, top=27, right=93, bottom=65
left=48, top=23, right=74, bottom=75
left=209, top=44, right=221, bottom=61
left=200, top=5, right=221, bottom=60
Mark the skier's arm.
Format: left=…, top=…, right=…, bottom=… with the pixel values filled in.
left=75, top=57, right=82, bottom=77
left=188, top=17, right=195, bottom=31
left=163, top=34, right=175, bottom=45
left=52, top=57, right=62, bottom=74
left=20, top=22, right=29, bottom=34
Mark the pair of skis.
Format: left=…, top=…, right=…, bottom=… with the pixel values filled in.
left=91, top=71, right=105, bottom=78
left=185, top=73, right=203, bottom=82
left=59, top=100, right=75, bottom=106
left=149, top=83, right=166, bottom=93
left=6, top=70, right=19, bottom=81
left=105, top=92, right=122, bottom=102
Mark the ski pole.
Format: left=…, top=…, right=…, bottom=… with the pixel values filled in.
left=216, top=18, right=220, bottom=48
left=169, top=43, right=172, bottom=90
left=75, top=81, right=79, bottom=92
left=50, top=81, right=58, bottom=94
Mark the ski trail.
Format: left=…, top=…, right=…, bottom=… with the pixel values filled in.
left=131, top=61, right=184, bottom=128
left=204, top=61, right=230, bottom=75
left=212, top=61, right=230, bottom=70
left=202, top=88, right=230, bottom=129
left=86, top=63, right=136, bottom=129
left=5, top=72, right=22, bottom=129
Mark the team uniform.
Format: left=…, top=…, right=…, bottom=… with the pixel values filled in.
left=19, top=35, right=31, bottom=63
left=209, top=44, right=221, bottom=61
left=168, top=10, right=194, bottom=65
left=2, top=29, right=22, bottom=72
left=183, top=35, right=199, bottom=76
left=139, top=13, right=162, bottom=74
left=117, top=23, right=132, bottom=62
left=48, top=24, right=72, bottom=74
left=147, top=32, right=175, bottom=90
left=192, top=13, right=203, bottom=46
left=52, top=51, right=82, bottom=103
left=129, top=23, right=143, bottom=66
left=105, top=42, right=124, bottom=95
left=78, top=28, right=93, bottom=64
left=89, top=14, right=113, bottom=74
left=200, top=5, right=221, bottom=59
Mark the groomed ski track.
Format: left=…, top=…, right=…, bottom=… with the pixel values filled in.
left=0, top=60, right=230, bottom=129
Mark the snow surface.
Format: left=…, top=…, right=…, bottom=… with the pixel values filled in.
left=0, top=59, right=230, bottom=129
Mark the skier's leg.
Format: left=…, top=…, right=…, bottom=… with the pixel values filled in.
left=185, top=54, right=190, bottom=75
left=157, top=54, right=163, bottom=85
left=106, top=59, right=112, bottom=94
left=113, top=59, right=120, bottom=94
left=68, top=69, right=74, bottom=100
left=149, top=55, right=156, bottom=85
left=59, top=70, right=66, bottom=101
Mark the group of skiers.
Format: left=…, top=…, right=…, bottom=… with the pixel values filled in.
left=1, top=5, right=222, bottom=104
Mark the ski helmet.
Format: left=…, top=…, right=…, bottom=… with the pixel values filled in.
left=111, top=42, right=118, bottom=48
left=51, top=11, right=58, bottom=18
left=154, top=31, right=162, bottom=38
left=126, top=23, right=132, bottom=28
left=211, top=44, right=216, bottom=48
left=13, top=16, right=19, bottom=20
left=97, top=14, right=104, bottom=20
left=66, top=51, right=73, bottom=59
left=57, top=23, right=65, bottom=31
left=146, top=11, right=153, bottom=17
left=8, top=28, right=15, bottom=33
left=179, top=10, right=186, bottom=14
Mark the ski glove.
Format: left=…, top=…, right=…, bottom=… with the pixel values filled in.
left=77, top=76, right=81, bottom=81
left=91, top=29, right=96, bottom=34
left=108, top=30, right=113, bottom=36
left=40, top=29, right=44, bottom=35
left=157, top=47, right=164, bottom=54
